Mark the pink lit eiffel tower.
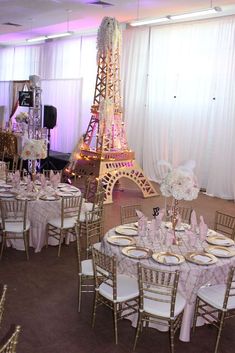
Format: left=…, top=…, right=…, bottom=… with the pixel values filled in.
left=70, top=17, right=158, bottom=203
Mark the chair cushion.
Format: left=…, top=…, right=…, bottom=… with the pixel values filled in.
left=81, top=259, right=94, bottom=276
left=198, top=284, right=235, bottom=310
left=99, top=274, right=139, bottom=302
left=143, top=291, right=186, bottom=318
left=5, top=219, right=30, bottom=233
left=48, top=217, right=76, bottom=229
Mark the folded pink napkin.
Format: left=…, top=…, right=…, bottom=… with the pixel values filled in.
left=138, top=216, right=148, bottom=237
left=176, top=214, right=182, bottom=228
left=40, top=174, right=47, bottom=189
left=50, top=172, right=60, bottom=188
left=156, top=209, right=165, bottom=222
left=199, top=215, right=208, bottom=241
left=155, top=209, right=164, bottom=229
left=190, top=210, right=198, bottom=232
left=136, top=209, right=145, bottom=219
left=27, top=181, right=33, bottom=192
left=12, top=170, right=21, bottom=188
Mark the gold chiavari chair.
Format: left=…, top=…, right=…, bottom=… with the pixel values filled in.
left=78, top=190, right=105, bottom=259
left=0, top=326, right=21, bottom=353
left=6, top=155, right=23, bottom=183
left=76, top=224, right=101, bottom=312
left=192, top=266, right=235, bottom=353
left=0, top=147, right=6, bottom=162
left=166, top=204, right=192, bottom=224
left=0, top=162, right=10, bottom=183
left=92, top=247, right=139, bottom=344
left=133, top=263, right=186, bottom=353
left=120, top=204, right=142, bottom=225
left=83, top=176, right=103, bottom=203
left=214, top=211, right=235, bottom=240
left=46, top=195, right=82, bottom=257
left=0, top=199, right=30, bottom=260
left=0, top=285, right=7, bottom=326
left=11, top=155, right=23, bottom=174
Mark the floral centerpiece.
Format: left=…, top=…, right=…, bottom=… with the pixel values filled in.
left=159, top=160, right=200, bottom=244
left=21, top=139, right=47, bottom=161
left=15, top=112, right=29, bottom=124
left=160, top=163, right=199, bottom=201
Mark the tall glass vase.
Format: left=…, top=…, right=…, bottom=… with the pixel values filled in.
left=171, top=198, right=179, bottom=245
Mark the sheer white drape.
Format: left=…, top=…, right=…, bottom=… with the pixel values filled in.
left=122, top=16, right=235, bottom=199
left=41, top=79, right=82, bottom=153
left=121, top=28, right=149, bottom=166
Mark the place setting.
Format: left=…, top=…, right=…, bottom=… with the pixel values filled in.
left=107, top=235, right=136, bottom=246
left=39, top=194, right=60, bottom=201
left=206, top=235, right=234, bottom=247
left=204, top=245, right=235, bottom=258
left=121, top=246, right=152, bottom=259
left=184, top=252, right=217, bottom=265
left=152, top=251, right=185, bottom=265
left=115, top=225, right=138, bottom=236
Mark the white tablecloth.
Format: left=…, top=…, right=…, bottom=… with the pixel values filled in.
left=102, top=224, right=235, bottom=342
left=0, top=182, right=81, bottom=252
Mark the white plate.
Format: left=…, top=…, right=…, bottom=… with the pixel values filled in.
left=115, top=226, right=138, bottom=236
left=165, top=221, right=190, bottom=232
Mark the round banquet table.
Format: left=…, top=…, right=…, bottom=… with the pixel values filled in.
left=102, top=223, right=235, bottom=342
left=0, top=181, right=81, bottom=252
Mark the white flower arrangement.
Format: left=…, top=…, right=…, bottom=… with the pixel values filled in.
left=159, top=161, right=200, bottom=201
left=21, top=139, right=47, bottom=160
left=97, top=17, right=121, bottom=60
left=15, top=112, right=29, bottom=124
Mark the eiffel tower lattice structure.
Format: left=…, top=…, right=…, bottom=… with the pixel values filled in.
left=69, top=17, right=158, bottom=204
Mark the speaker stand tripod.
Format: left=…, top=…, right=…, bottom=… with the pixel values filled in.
left=40, top=128, right=57, bottom=171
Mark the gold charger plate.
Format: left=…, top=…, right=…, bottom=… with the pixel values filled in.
left=206, top=235, right=234, bottom=247
left=115, top=226, right=138, bottom=236
left=164, top=222, right=190, bottom=232
left=56, top=191, right=74, bottom=197
left=0, top=192, right=15, bottom=198
left=39, top=195, right=60, bottom=201
left=107, top=235, right=136, bottom=246
left=204, top=245, right=235, bottom=258
left=16, top=195, right=36, bottom=201
left=185, top=252, right=217, bottom=265
left=152, top=252, right=185, bottom=265
left=122, top=246, right=152, bottom=259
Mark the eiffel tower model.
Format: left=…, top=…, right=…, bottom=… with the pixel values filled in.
left=70, top=17, right=158, bottom=203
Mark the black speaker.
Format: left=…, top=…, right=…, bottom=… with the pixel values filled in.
left=43, top=105, right=57, bottom=129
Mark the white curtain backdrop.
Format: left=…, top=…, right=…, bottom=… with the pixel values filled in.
left=122, top=16, right=235, bottom=200
left=41, top=79, right=82, bottom=153
left=1, top=16, right=235, bottom=199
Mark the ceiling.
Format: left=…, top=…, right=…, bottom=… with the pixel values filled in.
left=1, top=0, right=235, bottom=45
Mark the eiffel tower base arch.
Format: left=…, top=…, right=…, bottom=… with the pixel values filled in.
left=72, top=156, right=159, bottom=204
